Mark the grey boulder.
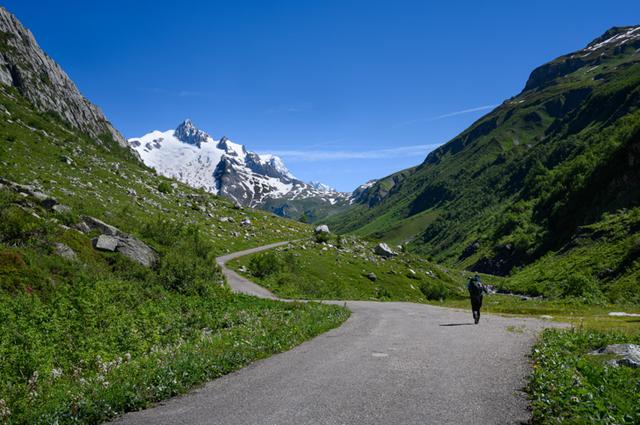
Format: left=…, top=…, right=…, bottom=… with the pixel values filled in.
left=92, top=234, right=157, bottom=267
left=315, top=224, right=330, bottom=234
left=94, top=234, right=119, bottom=252
left=52, top=204, right=72, bottom=214
left=54, top=242, right=76, bottom=259
left=374, top=243, right=397, bottom=258
left=590, top=344, right=640, bottom=368
left=115, top=236, right=158, bottom=268
left=82, top=215, right=122, bottom=236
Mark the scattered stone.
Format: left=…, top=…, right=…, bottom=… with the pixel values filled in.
left=241, top=218, right=252, bottom=227
left=73, top=221, right=91, bottom=234
left=94, top=234, right=118, bottom=252
left=367, top=272, right=377, bottom=282
left=233, top=202, right=244, bottom=210
left=60, top=155, right=74, bottom=165
left=315, top=224, right=330, bottom=234
left=219, top=216, right=234, bottom=223
left=374, top=243, right=397, bottom=258
left=53, top=242, right=76, bottom=259
left=590, top=344, right=640, bottom=368
left=608, top=312, right=640, bottom=317
left=127, top=188, right=137, bottom=197
left=52, top=204, right=71, bottom=214
left=540, top=315, right=553, bottom=320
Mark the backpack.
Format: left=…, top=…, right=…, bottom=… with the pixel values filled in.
left=468, top=278, right=484, bottom=297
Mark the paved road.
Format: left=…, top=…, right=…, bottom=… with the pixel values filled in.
left=112, top=243, right=563, bottom=425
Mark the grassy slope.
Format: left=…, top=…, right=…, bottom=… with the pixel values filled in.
left=0, top=86, right=349, bottom=424
left=327, top=33, right=640, bottom=305
left=229, top=236, right=474, bottom=302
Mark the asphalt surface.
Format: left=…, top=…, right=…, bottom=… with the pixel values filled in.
left=111, top=242, right=563, bottom=425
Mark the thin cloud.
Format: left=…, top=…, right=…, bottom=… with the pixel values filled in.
left=396, top=104, right=499, bottom=127
left=142, top=88, right=208, bottom=97
left=178, top=90, right=206, bottom=97
left=265, top=103, right=312, bottom=114
left=264, top=144, right=439, bottom=162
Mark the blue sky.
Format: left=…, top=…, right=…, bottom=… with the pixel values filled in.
left=7, top=1, right=640, bottom=191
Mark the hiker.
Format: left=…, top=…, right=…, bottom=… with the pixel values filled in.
left=467, top=274, right=487, bottom=324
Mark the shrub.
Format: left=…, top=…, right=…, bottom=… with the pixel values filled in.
left=249, top=252, right=284, bottom=278
left=314, top=232, right=330, bottom=244
left=157, top=181, right=172, bottom=194
left=420, top=281, right=450, bottom=301
left=559, top=273, right=603, bottom=302
left=0, top=205, right=51, bottom=246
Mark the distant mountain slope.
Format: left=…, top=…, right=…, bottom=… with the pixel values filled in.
left=130, top=120, right=350, bottom=212
left=0, top=7, right=126, bottom=148
left=328, top=26, right=640, bottom=300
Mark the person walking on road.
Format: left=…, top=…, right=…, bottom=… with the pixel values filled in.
left=467, top=274, right=487, bottom=324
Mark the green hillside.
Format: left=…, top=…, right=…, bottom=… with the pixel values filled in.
left=328, top=26, right=640, bottom=303
left=0, top=83, right=349, bottom=423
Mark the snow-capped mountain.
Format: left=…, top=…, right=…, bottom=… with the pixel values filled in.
left=129, top=119, right=350, bottom=208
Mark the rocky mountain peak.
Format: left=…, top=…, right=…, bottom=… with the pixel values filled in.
left=309, top=181, right=336, bottom=193
left=522, top=25, right=640, bottom=93
left=0, top=7, right=127, bottom=148
left=174, top=119, right=209, bottom=146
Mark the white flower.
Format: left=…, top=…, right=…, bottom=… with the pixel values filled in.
left=51, top=368, right=63, bottom=379
left=0, top=399, right=10, bottom=418
left=28, top=371, right=39, bottom=387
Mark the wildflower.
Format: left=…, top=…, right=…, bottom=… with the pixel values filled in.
left=124, top=353, right=131, bottom=362
left=27, top=371, right=39, bottom=387
left=570, top=396, right=580, bottom=403
left=51, top=368, right=63, bottom=379
left=0, top=399, right=10, bottom=418
left=102, top=381, right=110, bottom=388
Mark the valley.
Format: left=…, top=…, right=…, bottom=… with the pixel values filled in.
left=0, top=4, right=639, bottom=425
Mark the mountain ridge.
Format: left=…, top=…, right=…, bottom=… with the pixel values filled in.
left=0, top=6, right=127, bottom=149
left=327, top=24, right=640, bottom=301
left=129, top=120, right=351, bottom=211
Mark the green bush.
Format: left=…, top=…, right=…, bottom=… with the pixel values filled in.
left=157, top=181, right=172, bottom=194
left=314, top=232, right=330, bottom=244
left=249, top=251, right=284, bottom=278
left=559, top=273, right=603, bottom=303
left=419, top=281, right=450, bottom=301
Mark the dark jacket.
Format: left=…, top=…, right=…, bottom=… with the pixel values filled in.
left=467, top=277, right=486, bottom=298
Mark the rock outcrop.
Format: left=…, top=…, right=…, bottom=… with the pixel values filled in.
left=0, top=7, right=127, bottom=148
left=374, top=243, right=397, bottom=258
left=84, top=216, right=158, bottom=267
left=590, top=344, right=640, bottom=368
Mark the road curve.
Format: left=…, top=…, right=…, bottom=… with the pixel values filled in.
left=112, top=242, right=563, bottom=425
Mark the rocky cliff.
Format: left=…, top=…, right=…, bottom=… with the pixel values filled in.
left=0, top=7, right=126, bottom=148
